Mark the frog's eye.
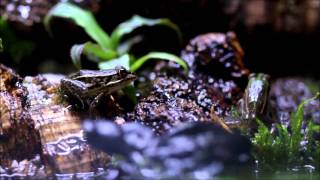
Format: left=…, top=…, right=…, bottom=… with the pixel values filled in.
left=249, top=73, right=256, bottom=79
left=115, top=65, right=125, bottom=71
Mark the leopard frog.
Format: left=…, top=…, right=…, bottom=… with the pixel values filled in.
left=60, top=67, right=136, bottom=109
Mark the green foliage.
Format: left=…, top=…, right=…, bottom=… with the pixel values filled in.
left=0, top=17, right=35, bottom=62
left=99, top=54, right=131, bottom=70
left=110, top=15, right=182, bottom=48
left=45, top=2, right=187, bottom=72
left=130, top=52, right=188, bottom=72
left=0, top=38, right=3, bottom=52
left=305, top=79, right=320, bottom=95
left=306, top=121, right=320, bottom=167
left=289, top=92, right=319, bottom=158
left=44, top=2, right=112, bottom=49
left=70, top=42, right=117, bottom=69
left=252, top=93, right=320, bottom=167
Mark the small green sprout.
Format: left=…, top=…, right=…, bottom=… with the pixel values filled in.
left=44, top=2, right=187, bottom=72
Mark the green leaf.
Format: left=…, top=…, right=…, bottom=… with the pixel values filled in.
left=0, top=38, right=3, bottom=52
left=110, top=15, right=182, bottom=49
left=117, top=35, right=143, bottom=55
left=253, top=119, right=273, bottom=147
left=70, top=43, right=84, bottom=69
left=0, top=17, right=35, bottom=62
left=130, top=52, right=188, bottom=72
left=290, top=92, right=320, bottom=156
left=99, top=54, right=131, bottom=70
left=70, top=42, right=118, bottom=69
left=44, top=2, right=111, bottom=49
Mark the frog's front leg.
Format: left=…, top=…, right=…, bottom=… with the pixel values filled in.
left=89, top=92, right=105, bottom=110
left=61, top=79, right=88, bottom=109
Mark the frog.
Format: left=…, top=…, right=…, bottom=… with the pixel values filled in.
left=237, top=73, right=270, bottom=123
left=60, top=66, right=136, bottom=110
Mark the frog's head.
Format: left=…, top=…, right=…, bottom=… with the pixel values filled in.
left=249, top=73, right=270, bottom=84
left=114, top=66, right=137, bottom=86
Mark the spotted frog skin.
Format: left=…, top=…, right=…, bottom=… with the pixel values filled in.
left=60, top=67, right=136, bottom=109
left=238, top=73, right=270, bottom=122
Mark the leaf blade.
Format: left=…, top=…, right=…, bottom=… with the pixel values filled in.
left=70, top=42, right=118, bottom=69
left=130, top=52, right=188, bottom=72
left=110, top=15, right=182, bottom=49
left=0, top=38, right=3, bottom=52
left=290, top=92, right=320, bottom=154
left=98, top=54, right=131, bottom=70
left=44, top=2, right=111, bottom=49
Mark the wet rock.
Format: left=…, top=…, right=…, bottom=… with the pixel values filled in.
left=131, top=74, right=242, bottom=134
left=270, top=78, right=320, bottom=127
left=0, top=0, right=100, bottom=27
left=181, top=32, right=250, bottom=86
left=131, top=76, right=210, bottom=135
left=188, top=73, right=242, bottom=116
left=134, top=95, right=209, bottom=135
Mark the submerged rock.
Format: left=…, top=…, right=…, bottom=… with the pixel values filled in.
left=84, top=120, right=252, bottom=179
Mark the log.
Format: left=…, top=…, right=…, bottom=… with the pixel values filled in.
left=0, top=64, right=109, bottom=177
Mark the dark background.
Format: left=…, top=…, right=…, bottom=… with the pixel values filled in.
left=1, top=0, right=320, bottom=78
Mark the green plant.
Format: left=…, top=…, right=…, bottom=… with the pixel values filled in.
left=0, top=17, right=35, bottom=62
left=306, top=121, right=320, bottom=168
left=252, top=92, right=320, bottom=167
left=44, top=2, right=187, bottom=72
left=0, top=38, right=3, bottom=52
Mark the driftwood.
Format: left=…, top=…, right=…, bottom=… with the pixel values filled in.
left=0, top=64, right=109, bottom=177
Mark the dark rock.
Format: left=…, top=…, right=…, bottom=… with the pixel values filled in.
left=84, top=120, right=252, bottom=179
left=270, top=78, right=320, bottom=127
left=181, top=32, right=250, bottom=86
left=131, top=74, right=242, bottom=134
left=131, top=76, right=211, bottom=135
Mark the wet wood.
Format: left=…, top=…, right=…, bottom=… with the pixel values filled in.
left=0, top=64, right=109, bottom=176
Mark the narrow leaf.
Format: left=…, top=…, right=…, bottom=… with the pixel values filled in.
left=70, top=43, right=84, bottom=69
left=99, top=54, right=131, bottom=70
left=70, top=42, right=118, bottom=69
left=0, top=38, right=3, bottom=52
left=83, top=42, right=118, bottom=61
left=130, top=52, right=188, bottom=72
left=44, top=2, right=111, bottom=49
left=290, top=92, right=320, bottom=154
left=117, top=35, right=143, bottom=55
left=110, top=15, right=182, bottom=48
